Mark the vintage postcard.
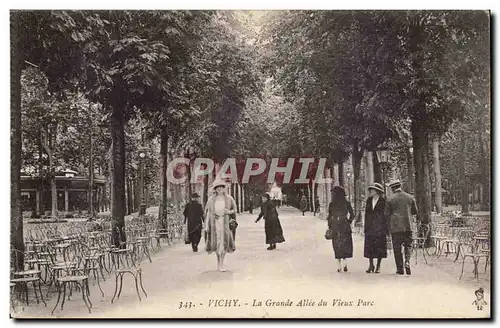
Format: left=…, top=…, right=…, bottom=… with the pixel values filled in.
left=9, top=9, right=491, bottom=319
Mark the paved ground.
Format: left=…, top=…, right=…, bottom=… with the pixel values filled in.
left=14, top=207, right=490, bottom=319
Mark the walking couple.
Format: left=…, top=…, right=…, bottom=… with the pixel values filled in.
left=327, top=180, right=418, bottom=275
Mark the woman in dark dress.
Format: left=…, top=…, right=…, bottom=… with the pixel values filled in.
left=363, top=183, right=388, bottom=273
left=328, top=186, right=355, bottom=272
left=255, top=193, right=285, bottom=250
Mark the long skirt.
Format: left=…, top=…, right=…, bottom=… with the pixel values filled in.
left=188, top=225, right=202, bottom=245
left=265, top=218, right=285, bottom=244
left=364, top=234, right=387, bottom=258
left=332, top=232, right=353, bottom=259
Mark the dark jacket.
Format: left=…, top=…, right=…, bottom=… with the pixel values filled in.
left=183, top=201, right=204, bottom=232
left=384, top=190, right=418, bottom=233
left=256, top=200, right=285, bottom=244
left=364, top=196, right=388, bottom=236
left=328, top=201, right=355, bottom=234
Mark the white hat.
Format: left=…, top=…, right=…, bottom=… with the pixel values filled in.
left=388, top=179, right=402, bottom=188
left=211, top=179, right=227, bottom=191
left=368, top=182, right=384, bottom=193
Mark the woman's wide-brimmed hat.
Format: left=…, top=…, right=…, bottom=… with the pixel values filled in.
left=211, top=179, right=227, bottom=191
left=368, top=182, right=384, bottom=193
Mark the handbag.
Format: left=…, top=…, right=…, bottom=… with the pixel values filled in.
left=325, top=228, right=333, bottom=240
left=229, top=219, right=238, bottom=231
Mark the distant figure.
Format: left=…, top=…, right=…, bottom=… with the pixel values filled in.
left=328, top=186, right=355, bottom=273
left=183, top=193, right=204, bottom=252
left=255, top=193, right=285, bottom=250
left=385, top=179, right=418, bottom=276
left=314, top=196, right=320, bottom=216
left=300, top=195, right=308, bottom=216
left=248, top=197, right=254, bottom=214
left=363, top=183, right=388, bottom=274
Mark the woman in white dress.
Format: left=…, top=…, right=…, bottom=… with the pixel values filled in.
left=204, top=180, right=237, bottom=271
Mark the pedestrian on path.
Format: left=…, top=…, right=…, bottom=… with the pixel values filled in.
left=314, top=196, right=320, bottom=216
left=363, top=183, right=388, bottom=273
left=255, top=193, right=285, bottom=250
left=183, top=193, right=204, bottom=252
left=204, top=180, right=237, bottom=272
left=300, top=195, right=308, bottom=216
left=327, top=186, right=355, bottom=272
left=248, top=196, right=254, bottom=214
left=385, top=179, right=418, bottom=276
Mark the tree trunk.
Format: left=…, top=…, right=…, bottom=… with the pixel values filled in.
left=365, top=151, right=374, bottom=187
left=459, top=129, right=469, bottom=214
left=38, top=138, right=44, bottom=216
left=338, top=162, right=345, bottom=186
left=126, top=177, right=133, bottom=215
left=203, top=174, right=209, bottom=208
left=108, top=142, right=114, bottom=213
left=110, top=105, right=127, bottom=247
left=88, top=141, right=94, bottom=216
left=412, top=120, right=434, bottom=248
left=373, top=154, right=382, bottom=183
left=352, top=145, right=363, bottom=216
left=158, top=127, right=168, bottom=228
left=478, top=130, right=489, bottom=210
left=406, top=146, right=414, bottom=193
left=10, top=11, right=24, bottom=260
left=41, top=131, right=57, bottom=219
left=432, top=138, right=442, bottom=214
left=411, top=119, right=432, bottom=224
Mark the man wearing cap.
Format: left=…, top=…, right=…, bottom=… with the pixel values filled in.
left=385, top=179, right=418, bottom=275
left=183, top=193, right=204, bottom=252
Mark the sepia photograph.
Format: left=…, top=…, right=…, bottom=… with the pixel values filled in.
left=8, top=7, right=491, bottom=319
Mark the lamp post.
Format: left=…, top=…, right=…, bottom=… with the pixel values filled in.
left=375, top=147, right=390, bottom=195
left=138, top=149, right=147, bottom=216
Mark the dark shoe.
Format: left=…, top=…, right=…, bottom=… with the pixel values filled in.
left=366, top=265, right=374, bottom=273
left=343, top=266, right=348, bottom=272
left=337, top=269, right=342, bottom=273
left=272, top=244, right=276, bottom=250
left=374, top=267, right=380, bottom=274
left=396, top=270, right=404, bottom=275
left=194, top=244, right=198, bottom=252
left=267, top=246, right=273, bottom=250
left=405, top=263, right=411, bottom=275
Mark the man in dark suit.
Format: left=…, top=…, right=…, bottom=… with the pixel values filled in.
left=183, top=193, right=204, bottom=252
left=385, top=180, right=418, bottom=275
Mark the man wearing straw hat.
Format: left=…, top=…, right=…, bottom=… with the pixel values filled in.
left=385, top=179, right=418, bottom=276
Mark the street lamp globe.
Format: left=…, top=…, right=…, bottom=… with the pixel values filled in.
left=139, top=152, right=146, bottom=159
left=375, top=148, right=389, bottom=164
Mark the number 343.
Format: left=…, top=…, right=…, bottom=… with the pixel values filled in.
left=179, top=301, right=194, bottom=309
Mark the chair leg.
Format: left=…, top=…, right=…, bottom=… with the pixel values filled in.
left=24, top=282, right=29, bottom=306
left=51, top=282, right=63, bottom=315
left=111, top=273, right=120, bottom=303
left=81, top=281, right=91, bottom=313
left=61, top=283, right=67, bottom=311
left=38, top=280, right=47, bottom=307
left=95, top=269, right=104, bottom=297
left=134, top=274, right=142, bottom=301
left=459, top=256, right=467, bottom=280
left=85, top=280, right=92, bottom=308
left=139, top=270, right=147, bottom=297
